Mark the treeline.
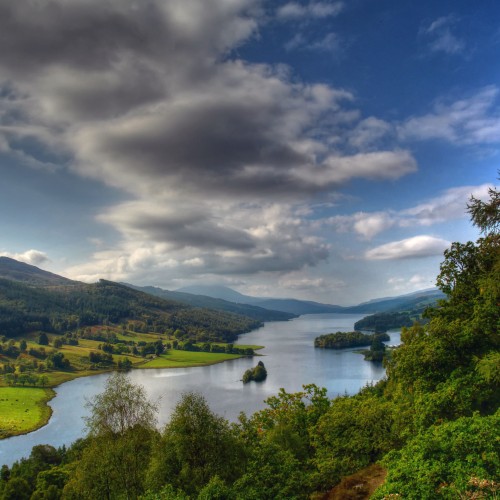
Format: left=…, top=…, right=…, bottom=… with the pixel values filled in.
left=0, top=186, right=499, bottom=499
left=314, top=330, right=390, bottom=349
left=354, top=311, right=415, bottom=333
left=0, top=280, right=261, bottom=343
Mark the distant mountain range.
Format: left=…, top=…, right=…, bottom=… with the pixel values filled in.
left=177, top=285, right=344, bottom=314
left=0, top=257, right=445, bottom=341
left=176, top=284, right=445, bottom=315
left=123, top=284, right=296, bottom=322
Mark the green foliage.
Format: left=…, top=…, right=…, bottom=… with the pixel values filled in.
left=312, top=394, right=397, bottom=489
left=373, top=412, right=500, bottom=499
left=63, top=426, right=156, bottom=500
left=354, top=312, right=415, bottom=333
left=84, top=372, right=158, bottom=436
left=232, top=442, right=308, bottom=499
left=147, top=392, right=246, bottom=497
left=1, top=476, right=32, bottom=500
left=314, top=331, right=389, bottom=349
left=63, top=374, right=159, bottom=499
left=242, top=360, right=267, bottom=383
left=0, top=278, right=261, bottom=343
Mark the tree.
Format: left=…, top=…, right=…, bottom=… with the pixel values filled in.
left=84, top=372, right=158, bottom=436
left=467, top=181, right=500, bottom=235
left=147, top=392, right=246, bottom=496
left=38, top=333, right=49, bottom=346
left=1, top=477, right=32, bottom=500
left=64, top=373, right=159, bottom=499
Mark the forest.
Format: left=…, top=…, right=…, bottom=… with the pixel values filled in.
left=0, top=186, right=498, bottom=499
left=314, top=331, right=390, bottom=349
left=0, top=279, right=261, bottom=343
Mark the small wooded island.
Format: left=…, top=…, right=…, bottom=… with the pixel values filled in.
left=242, top=360, right=267, bottom=383
left=314, top=331, right=390, bottom=349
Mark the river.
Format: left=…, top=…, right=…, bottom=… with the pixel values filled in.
left=0, top=313, right=400, bottom=466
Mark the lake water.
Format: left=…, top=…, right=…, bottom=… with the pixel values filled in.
left=0, top=313, right=400, bottom=466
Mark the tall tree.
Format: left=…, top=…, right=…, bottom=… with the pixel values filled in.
left=64, top=373, right=159, bottom=499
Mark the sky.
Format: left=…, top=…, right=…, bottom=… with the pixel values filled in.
left=0, top=0, right=499, bottom=305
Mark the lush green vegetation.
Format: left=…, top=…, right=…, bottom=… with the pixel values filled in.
left=354, top=311, right=417, bottom=333
left=0, top=185, right=498, bottom=499
left=0, top=387, right=54, bottom=439
left=242, top=360, right=267, bottom=383
left=314, top=330, right=390, bottom=349
left=0, top=278, right=261, bottom=342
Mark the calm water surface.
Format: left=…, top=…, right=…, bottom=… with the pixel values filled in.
left=0, top=313, right=400, bottom=466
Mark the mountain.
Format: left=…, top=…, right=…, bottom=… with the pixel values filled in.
left=177, top=285, right=344, bottom=314
left=0, top=257, right=79, bottom=287
left=0, top=260, right=263, bottom=342
left=123, top=284, right=296, bottom=322
left=177, top=284, right=444, bottom=315
left=250, top=298, right=344, bottom=315
left=343, top=288, right=445, bottom=314
left=177, top=285, right=260, bottom=304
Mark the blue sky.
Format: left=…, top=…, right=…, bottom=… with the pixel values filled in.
left=0, top=0, right=498, bottom=305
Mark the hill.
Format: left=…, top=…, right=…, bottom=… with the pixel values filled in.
left=123, top=284, right=296, bottom=322
left=0, top=257, right=79, bottom=287
left=0, top=261, right=263, bottom=343
left=343, top=289, right=445, bottom=314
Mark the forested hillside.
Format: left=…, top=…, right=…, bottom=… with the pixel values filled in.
left=0, top=277, right=261, bottom=343
left=0, top=186, right=498, bottom=499
left=123, top=284, right=296, bottom=322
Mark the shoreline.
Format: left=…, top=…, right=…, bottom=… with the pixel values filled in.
left=0, top=346, right=264, bottom=440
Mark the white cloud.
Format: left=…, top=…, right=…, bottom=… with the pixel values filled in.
left=365, top=235, right=450, bottom=260
left=421, top=15, right=465, bottom=55
left=285, top=32, right=342, bottom=53
left=348, top=117, right=393, bottom=150
left=399, top=86, right=500, bottom=144
left=400, top=183, right=493, bottom=225
left=1, top=249, right=50, bottom=266
left=324, top=183, right=493, bottom=239
left=388, top=273, right=435, bottom=292
left=277, top=1, right=343, bottom=21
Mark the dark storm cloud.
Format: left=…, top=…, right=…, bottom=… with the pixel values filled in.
left=75, top=86, right=327, bottom=197
left=0, top=0, right=258, bottom=121
left=0, top=0, right=256, bottom=75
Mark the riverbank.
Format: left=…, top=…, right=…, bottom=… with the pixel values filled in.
left=0, top=343, right=263, bottom=440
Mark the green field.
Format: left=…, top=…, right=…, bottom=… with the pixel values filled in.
left=0, top=387, right=55, bottom=439
left=141, top=349, right=243, bottom=368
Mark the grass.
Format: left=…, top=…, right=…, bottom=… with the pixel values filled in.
left=141, top=349, right=244, bottom=368
left=0, top=386, right=55, bottom=439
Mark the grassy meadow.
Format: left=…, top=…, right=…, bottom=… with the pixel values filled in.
left=0, top=386, right=55, bottom=439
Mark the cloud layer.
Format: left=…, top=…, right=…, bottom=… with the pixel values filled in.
left=0, top=0, right=423, bottom=286
left=365, top=235, right=451, bottom=260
